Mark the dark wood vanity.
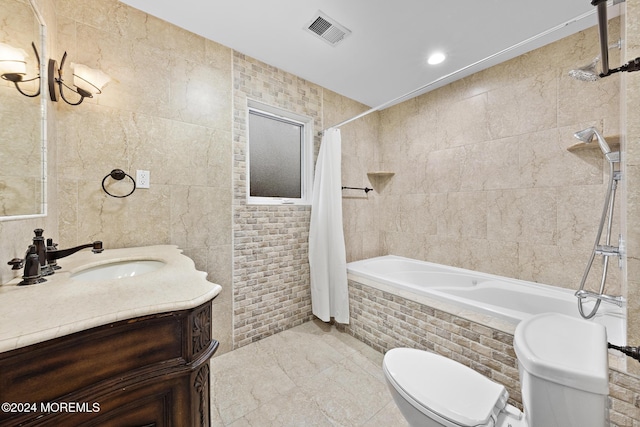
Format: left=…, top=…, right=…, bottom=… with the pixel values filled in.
left=0, top=299, right=217, bottom=427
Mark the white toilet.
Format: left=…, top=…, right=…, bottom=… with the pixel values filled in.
left=383, top=313, right=610, bottom=427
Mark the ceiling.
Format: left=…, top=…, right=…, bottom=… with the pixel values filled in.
left=119, top=0, right=603, bottom=108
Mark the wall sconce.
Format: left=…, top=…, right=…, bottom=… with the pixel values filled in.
left=48, top=52, right=110, bottom=105
left=0, top=41, right=41, bottom=97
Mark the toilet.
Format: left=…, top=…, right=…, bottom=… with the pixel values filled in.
left=383, top=313, right=610, bottom=427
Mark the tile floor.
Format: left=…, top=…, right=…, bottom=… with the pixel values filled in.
left=210, top=319, right=409, bottom=426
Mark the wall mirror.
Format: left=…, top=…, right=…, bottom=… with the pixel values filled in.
left=0, top=0, right=46, bottom=220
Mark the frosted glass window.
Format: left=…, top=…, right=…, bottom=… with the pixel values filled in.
left=247, top=102, right=313, bottom=205
left=249, top=111, right=302, bottom=198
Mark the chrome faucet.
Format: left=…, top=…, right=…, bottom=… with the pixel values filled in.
left=575, top=289, right=625, bottom=307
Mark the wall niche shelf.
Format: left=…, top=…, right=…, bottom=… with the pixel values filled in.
left=367, top=171, right=395, bottom=193
left=367, top=171, right=395, bottom=177
left=567, top=135, right=620, bottom=153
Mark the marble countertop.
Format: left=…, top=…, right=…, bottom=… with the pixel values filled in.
left=0, top=245, right=222, bottom=353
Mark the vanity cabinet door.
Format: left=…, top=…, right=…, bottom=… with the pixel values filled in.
left=75, top=375, right=192, bottom=427
left=0, top=300, right=217, bottom=427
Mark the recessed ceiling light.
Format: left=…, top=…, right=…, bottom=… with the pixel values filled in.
left=427, top=52, right=446, bottom=65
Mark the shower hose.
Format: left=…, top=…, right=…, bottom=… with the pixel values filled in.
left=576, top=159, right=619, bottom=319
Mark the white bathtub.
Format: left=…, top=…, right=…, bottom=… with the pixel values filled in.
left=347, top=255, right=625, bottom=346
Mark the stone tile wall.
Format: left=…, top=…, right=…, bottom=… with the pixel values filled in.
left=341, top=280, right=640, bottom=426
left=375, top=22, right=623, bottom=293
left=232, top=205, right=313, bottom=348
left=322, top=90, right=382, bottom=263
left=231, top=53, right=322, bottom=348
left=52, top=0, right=234, bottom=353
left=342, top=281, right=522, bottom=406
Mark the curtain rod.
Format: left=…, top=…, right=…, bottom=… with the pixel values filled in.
left=318, top=7, right=597, bottom=136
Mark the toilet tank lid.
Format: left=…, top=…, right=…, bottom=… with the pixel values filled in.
left=383, top=348, right=508, bottom=427
left=514, top=313, right=609, bottom=394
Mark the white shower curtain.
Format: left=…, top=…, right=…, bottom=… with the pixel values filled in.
left=308, top=128, right=349, bottom=324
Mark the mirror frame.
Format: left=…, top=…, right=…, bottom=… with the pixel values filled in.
left=0, top=0, right=47, bottom=221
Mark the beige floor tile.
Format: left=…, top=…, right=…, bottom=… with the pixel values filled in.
left=361, top=401, right=409, bottom=426
left=256, top=328, right=348, bottom=384
left=233, top=387, right=335, bottom=427
left=212, top=343, right=297, bottom=424
left=297, top=357, right=392, bottom=426
left=211, top=319, right=403, bottom=426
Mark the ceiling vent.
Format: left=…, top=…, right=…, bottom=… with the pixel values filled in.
left=305, top=11, right=352, bottom=46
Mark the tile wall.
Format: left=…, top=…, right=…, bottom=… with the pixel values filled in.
left=72, top=0, right=231, bottom=351
left=34, top=0, right=233, bottom=352
left=231, top=53, right=322, bottom=348
left=230, top=68, right=376, bottom=348
left=323, top=90, right=382, bottom=263
left=373, top=22, right=622, bottom=293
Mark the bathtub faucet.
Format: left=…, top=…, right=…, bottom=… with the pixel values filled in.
left=575, top=289, right=625, bottom=307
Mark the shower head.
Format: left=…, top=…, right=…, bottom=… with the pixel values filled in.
left=574, top=127, right=617, bottom=161
left=573, top=127, right=597, bottom=143
left=573, top=127, right=610, bottom=152
left=568, top=57, right=600, bottom=82
left=568, top=41, right=621, bottom=81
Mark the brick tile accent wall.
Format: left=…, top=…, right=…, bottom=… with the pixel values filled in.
left=340, top=280, right=640, bottom=425
left=233, top=206, right=313, bottom=348
left=609, top=369, right=640, bottom=427
left=232, top=52, right=322, bottom=348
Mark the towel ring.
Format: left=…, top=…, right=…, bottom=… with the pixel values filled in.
left=102, top=169, right=136, bottom=198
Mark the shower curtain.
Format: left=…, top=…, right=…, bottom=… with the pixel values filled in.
left=308, top=128, right=349, bottom=324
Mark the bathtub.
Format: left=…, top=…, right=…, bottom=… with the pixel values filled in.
left=346, top=255, right=625, bottom=346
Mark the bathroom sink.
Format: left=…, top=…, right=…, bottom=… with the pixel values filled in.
left=70, top=260, right=166, bottom=281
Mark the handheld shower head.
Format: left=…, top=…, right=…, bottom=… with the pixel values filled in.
left=574, top=127, right=598, bottom=144
left=574, top=127, right=618, bottom=161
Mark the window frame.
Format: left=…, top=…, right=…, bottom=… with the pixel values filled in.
left=246, top=100, right=314, bottom=206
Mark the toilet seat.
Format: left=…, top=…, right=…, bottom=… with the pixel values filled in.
left=383, top=348, right=509, bottom=427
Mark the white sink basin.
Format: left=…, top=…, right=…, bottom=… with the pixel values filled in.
left=71, top=260, right=166, bottom=281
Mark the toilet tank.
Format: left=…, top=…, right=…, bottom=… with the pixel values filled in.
left=514, top=313, right=609, bottom=427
